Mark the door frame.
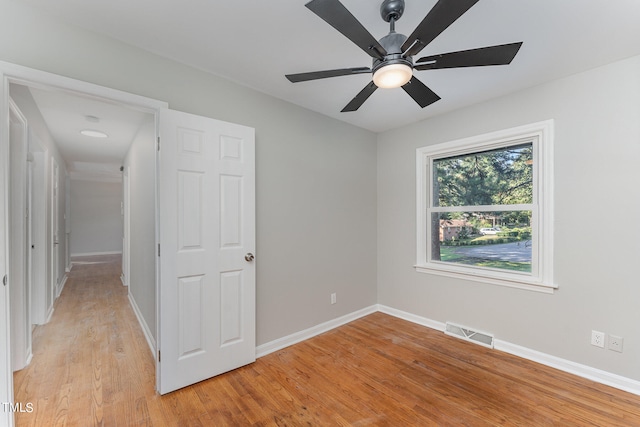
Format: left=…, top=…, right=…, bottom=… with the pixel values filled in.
left=0, top=60, right=168, bottom=427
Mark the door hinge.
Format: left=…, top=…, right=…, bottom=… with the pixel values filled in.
left=157, top=243, right=160, bottom=257
left=157, top=137, right=160, bottom=151
left=2, top=275, right=6, bottom=286
left=158, top=350, right=161, bottom=362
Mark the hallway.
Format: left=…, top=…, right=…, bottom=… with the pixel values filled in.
left=13, top=254, right=157, bottom=425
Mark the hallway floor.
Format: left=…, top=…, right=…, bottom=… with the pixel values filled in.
left=13, top=254, right=157, bottom=426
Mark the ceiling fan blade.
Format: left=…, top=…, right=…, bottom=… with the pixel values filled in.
left=341, top=81, right=378, bottom=112
left=401, top=0, right=479, bottom=56
left=306, top=0, right=387, bottom=60
left=401, top=76, right=441, bottom=108
left=286, top=67, right=371, bottom=83
left=415, top=42, right=523, bottom=70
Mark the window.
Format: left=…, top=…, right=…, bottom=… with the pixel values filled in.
left=416, top=121, right=555, bottom=293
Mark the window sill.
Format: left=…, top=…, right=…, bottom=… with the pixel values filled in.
left=414, top=264, right=557, bottom=294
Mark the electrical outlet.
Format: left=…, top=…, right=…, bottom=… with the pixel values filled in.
left=608, top=335, right=623, bottom=353
left=330, top=293, right=336, bottom=305
left=591, top=330, right=605, bottom=348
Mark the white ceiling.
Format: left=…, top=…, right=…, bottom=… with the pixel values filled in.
left=23, top=85, right=151, bottom=181
left=16, top=0, right=640, bottom=180
left=17, top=0, right=640, bottom=134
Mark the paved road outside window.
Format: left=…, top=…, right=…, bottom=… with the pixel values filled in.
left=448, top=242, right=531, bottom=263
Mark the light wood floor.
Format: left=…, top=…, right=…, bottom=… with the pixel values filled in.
left=13, top=255, right=640, bottom=426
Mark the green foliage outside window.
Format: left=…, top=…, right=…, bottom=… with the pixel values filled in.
left=434, top=143, right=533, bottom=208
left=432, top=143, right=534, bottom=272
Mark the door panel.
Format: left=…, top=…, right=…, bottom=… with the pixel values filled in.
left=158, top=109, right=255, bottom=394
left=220, top=174, right=242, bottom=247
left=178, top=275, right=206, bottom=357
left=177, top=171, right=203, bottom=250
left=220, top=270, right=243, bottom=345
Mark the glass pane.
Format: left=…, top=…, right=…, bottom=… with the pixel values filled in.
left=431, top=211, right=532, bottom=273
left=433, top=143, right=533, bottom=207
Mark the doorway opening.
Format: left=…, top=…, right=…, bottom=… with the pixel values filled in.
left=6, top=79, right=159, bottom=414
left=2, top=63, right=257, bottom=425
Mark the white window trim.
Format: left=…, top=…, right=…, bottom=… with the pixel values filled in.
left=415, top=120, right=556, bottom=294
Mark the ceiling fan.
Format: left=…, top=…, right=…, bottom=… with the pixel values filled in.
left=286, top=0, right=523, bottom=112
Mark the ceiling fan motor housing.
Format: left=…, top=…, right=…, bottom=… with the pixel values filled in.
left=372, top=31, right=412, bottom=74
left=380, top=0, right=405, bottom=22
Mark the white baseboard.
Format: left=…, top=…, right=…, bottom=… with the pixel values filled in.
left=71, top=250, right=123, bottom=257
left=258, top=303, right=640, bottom=396
left=377, top=304, right=640, bottom=396
left=495, top=340, right=640, bottom=396
left=256, top=305, right=378, bottom=358
left=128, top=292, right=156, bottom=357
left=377, top=304, right=446, bottom=331
left=56, top=273, right=68, bottom=298
left=44, top=305, right=54, bottom=324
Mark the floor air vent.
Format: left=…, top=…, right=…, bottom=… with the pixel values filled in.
left=445, top=322, right=494, bottom=349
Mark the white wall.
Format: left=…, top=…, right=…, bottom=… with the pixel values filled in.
left=123, top=117, right=156, bottom=340
left=0, top=1, right=378, bottom=346
left=377, top=55, right=640, bottom=381
left=69, top=179, right=123, bottom=256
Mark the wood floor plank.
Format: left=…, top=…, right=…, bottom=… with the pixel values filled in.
left=13, top=254, right=640, bottom=426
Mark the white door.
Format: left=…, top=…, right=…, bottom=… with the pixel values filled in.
left=26, top=151, right=33, bottom=339
left=29, top=147, right=48, bottom=325
left=122, top=168, right=130, bottom=286
left=9, top=99, right=30, bottom=371
left=158, top=109, right=256, bottom=394
left=0, top=133, right=10, bottom=427
left=51, top=159, right=59, bottom=298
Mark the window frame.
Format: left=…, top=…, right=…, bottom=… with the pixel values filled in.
left=415, top=120, right=556, bottom=293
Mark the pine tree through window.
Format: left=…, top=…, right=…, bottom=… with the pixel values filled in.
left=416, top=121, right=556, bottom=292
left=432, top=143, right=533, bottom=272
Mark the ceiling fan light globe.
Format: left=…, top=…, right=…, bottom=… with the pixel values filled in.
left=372, top=63, right=412, bottom=88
